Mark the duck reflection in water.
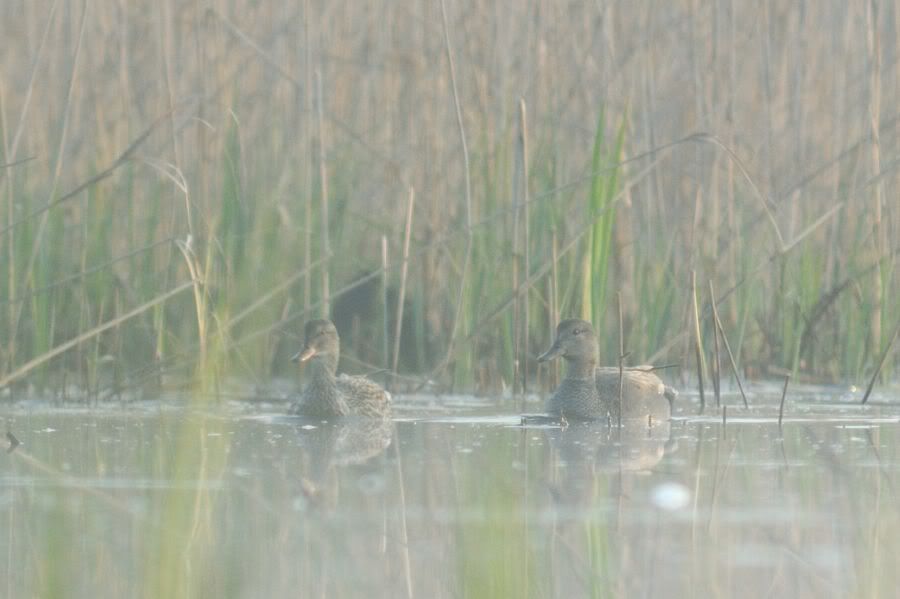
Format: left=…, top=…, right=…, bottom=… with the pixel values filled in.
left=542, top=418, right=677, bottom=513
left=291, top=417, right=394, bottom=509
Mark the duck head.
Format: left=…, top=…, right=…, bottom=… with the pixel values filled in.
left=538, top=319, right=599, bottom=365
left=292, top=319, right=340, bottom=373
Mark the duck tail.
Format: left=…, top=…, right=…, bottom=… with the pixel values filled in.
left=663, top=386, right=678, bottom=403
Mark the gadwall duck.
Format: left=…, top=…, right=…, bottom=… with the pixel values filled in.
left=289, top=319, right=391, bottom=419
left=538, top=318, right=676, bottom=421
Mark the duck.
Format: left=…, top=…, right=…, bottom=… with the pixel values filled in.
left=289, top=319, right=392, bottom=419
left=538, top=318, right=676, bottom=421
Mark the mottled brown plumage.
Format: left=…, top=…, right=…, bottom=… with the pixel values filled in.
left=289, top=319, right=391, bottom=419
left=538, top=319, right=676, bottom=421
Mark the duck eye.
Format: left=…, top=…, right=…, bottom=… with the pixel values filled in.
left=571, top=328, right=581, bottom=335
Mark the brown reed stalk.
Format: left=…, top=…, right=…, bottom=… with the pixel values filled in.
left=511, top=139, right=521, bottom=394
left=2, top=7, right=52, bottom=369
left=691, top=270, right=706, bottom=412
left=778, top=373, right=790, bottom=427
left=11, top=0, right=88, bottom=355
left=381, top=236, right=390, bottom=373
left=433, top=0, right=474, bottom=378
left=519, top=98, right=531, bottom=397
left=392, top=187, right=415, bottom=375
left=549, top=229, right=560, bottom=389
left=866, top=0, right=885, bottom=358
left=303, top=0, right=314, bottom=313
left=617, top=291, right=625, bottom=428
left=225, top=255, right=330, bottom=331
left=176, top=239, right=209, bottom=365
left=709, top=282, right=722, bottom=408
left=861, top=318, right=900, bottom=404
left=709, top=281, right=749, bottom=408
left=315, top=69, right=330, bottom=317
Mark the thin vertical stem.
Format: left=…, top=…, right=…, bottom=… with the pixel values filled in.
left=778, top=373, right=790, bottom=427
left=866, top=0, right=884, bottom=355
left=519, top=98, right=531, bottom=399
left=710, top=281, right=749, bottom=408
left=549, top=228, right=560, bottom=389
left=392, top=187, right=415, bottom=375
left=861, top=318, right=900, bottom=404
left=19, top=0, right=89, bottom=308
left=159, top=0, right=187, bottom=234
left=2, top=0, right=59, bottom=369
left=512, top=132, right=521, bottom=395
left=433, top=0, right=473, bottom=378
left=691, top=270, right=706, bottom=413
left=709, top=281, right=721, bottom=408
left=617, top=291, right=625, bottom=428
left=381, top=235, right=390, bottom=375
left=303, top=0, right=313, bottom=313
left=315, top=69, right=330, bottom=317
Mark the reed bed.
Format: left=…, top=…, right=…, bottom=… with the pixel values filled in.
left=1, top=0, right=898, bottom=395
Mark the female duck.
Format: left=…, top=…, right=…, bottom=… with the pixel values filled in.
left=538, top=318, right=676, bottom=421
left=290, top=319, right=391, bottom=419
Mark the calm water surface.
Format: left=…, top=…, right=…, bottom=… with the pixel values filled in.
left=1, top=386, right=898, bottom=598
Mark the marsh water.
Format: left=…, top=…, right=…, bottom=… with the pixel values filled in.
left=2, top=385, right=899, bottom=598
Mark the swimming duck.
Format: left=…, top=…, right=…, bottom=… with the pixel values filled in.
left=289, top=319, right=391, bottom=419
left=538, top=318, right=676, bottom=421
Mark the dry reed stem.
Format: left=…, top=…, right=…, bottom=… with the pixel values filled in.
left=617, top=291, right=625, bottom=428
left=303, top=0, right=314, bottom=313
left=4, top=0, right=59, bottom=175
left=512, top=116, right=522, bottom=395
left=1, top=237, right=174, bottom=308
left=381, top=235, right=390, bottom=373
left=778, top=373, right=790, bottom=427
left=14, top=0, right=89, bottom=345
left=461, top=197, right=620, bottom=348
left=432, top=0, right=474, bottom=379
left=709, top=282, right=721, bottom=408
left=550, top=229, right=559, bottom=388
left=709, top=281, right=749, bottom=409
left=691, top=270, right=706, bottom=413
left=861, top=318, right=900, bottom=404
left=866, top=0, right=884, bottom=358
left=0, top=157, right=36, bottom=170
left=176, top=239, right=209, bottom=364
left=392, top=187, right=415, bottom=375
left=519, top=98, right=531, bottom=398
left=316, top=69, right=330, bottom=317
left=1, top=103, right=188, bottom=237
left=0, top=281, right=193, bottom=389
left=226, top=255, right=330, bottom=331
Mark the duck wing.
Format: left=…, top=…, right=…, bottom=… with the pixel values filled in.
left=335, top=374, right=392, bottom=419
left=594, top=366, right=672, bottom=420
left=594, top=367, right=667, bottom=396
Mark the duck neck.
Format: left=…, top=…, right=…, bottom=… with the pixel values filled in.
left=565, top=356, right=597, bottom=380
left=305, top=353, right=345, bottom=414
left=310, top=351, right=339, bottom=378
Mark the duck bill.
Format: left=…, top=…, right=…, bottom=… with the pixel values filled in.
left=291, top=346, right=317, bottom=363
left=537, top=341, right=563, bottom=363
